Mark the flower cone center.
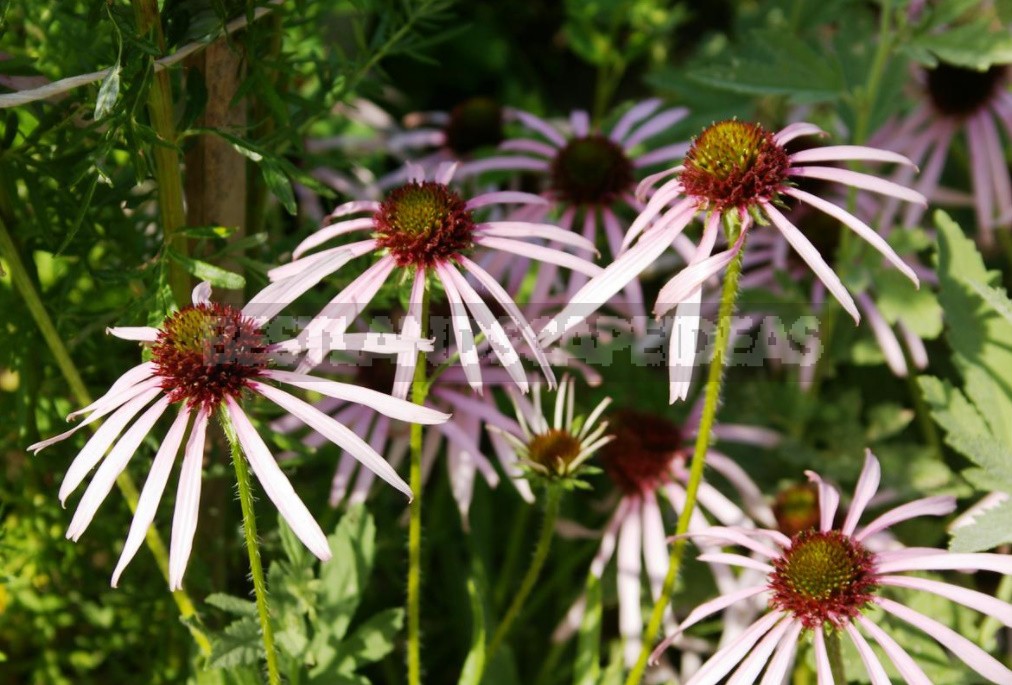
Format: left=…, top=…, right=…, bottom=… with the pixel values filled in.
left=445, top=97, right=504, bottom=156
left=374, top=181, right=475, bottom=267
left=528, top=429, right=582, bottom=472
left=600, top=409, right=681, bottom=495
left=152, top=304, right=268, bottom=410
left=550, top=134, right=635, bottom=205
left=927, top=63, right=1007, bottom=118
left=680, top=120, right=789, bottom=212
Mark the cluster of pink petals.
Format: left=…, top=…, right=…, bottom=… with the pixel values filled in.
left=652, top=451, right=1012, bottom=685
left=30, top=283, right=449, bottom=589
left=540, top=123, right=927, bottom=402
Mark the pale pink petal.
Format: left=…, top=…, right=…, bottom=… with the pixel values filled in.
left=168, top=408, right=208, bottom=590
left=466, top=191, right=548, bottom=210
left=459, top=256, right=556, bottom=388
left=727, top=616, right=793, bottom=685
left=668, top=292, right=701, bottom=402
left=844, top=623, right=891, bottom=685
left=658, top=584, right=768, bottom=653
left=263, top=370, right=448, bottom=424
left=784, top=187, right=919, bottom=285
left=634, top=142, right=691, bottom=168
left=789, top=166, right=927, bottom=206
left=654, top=230, right=746, bottom=317
left=634, top=168, right=683, bottom=204
left=476, top=221, right=597, bottom=253
left=623, top=107, right=689, bottom=150
left=763, top=202, right=860, bottom=324
left=877, top=552, right=1012, bottom=575
left=111, top=406, right=190, bottom=587
left=710, top=425, right=781, bottom=448
left=843, top=449, right=881, bottom=535
left=857, top=615, right=932, bottom=685
left=625, top=184, right=692, bottom=250
left=758, top=620, right=802, bottom=685
left=434, top=161, right=459, bottom=185
left=707, top=451, right=778, bottom=528
left=65, top=361, right=157, bottom=420
left=507, top=108, right=567, bottom=146
left=696, top=552, right=775, bottom=574
left=59, top=385, right=163, bottom=503
left=774, top=122, right=825, bottom=146
left=447, top=424, right=478, bottom=524
left=879, top=575, right=1012, bottom=626
left=899, top=323, right=929, bottom=369
left=67, top=396, right=170, bottom=541
left=191, top=281, right=212, bottom=305
left=324, top=199, right=381, bottom=221
left=393, top=268, right=427, bottom=400
left=681, top=612, right=784, bottom=685
left=474, top=236, right=602, bottom=277
left=858, top=292, right=909, bottom=376
left=265, top=242, right=357, bottom=281
left=641, top=494, right=669, bottom=600
left=438, top=270, right=483, bottom=392
left=461, top=156, right=550, bottom=176
left=966, top=114, right=996, bottom=242
left=589, top=498, right=630, bottom=576
left=980, top=113, right=1012, bottom=228
left=687, top=527, right=779, bottom=558
left=877, top=597, right=1012, bottom=683
left=291, top=217, right=374, bottom=260
left=498, top=138, right=558, bottom=157
left=570, top=110, right=590, bottom=137
left=610, top=99, right=663, bottom=142
left=617, top=506, right=643, bottom=666
left=696, top=482, right=753, bottom=528
left=790, top=145, right=916, bottom=167
left=438, top=418, right=500, bottom=486
left=813, top=627, right=834, bottom=685
left=106, top=326, right=160, bottom=342
left=805, top=469, right=839, bottom=532
left=226, top=398, right=331, bottom=560
left=856, top=495, right=956, bottom=541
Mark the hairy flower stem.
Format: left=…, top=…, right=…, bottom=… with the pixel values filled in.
left=407, top=284, right=431, bottom=685
left=624, top=220, right=746, bottom=685
left=827, top=631, right=847, bottom=683
left=131, top=0, right=191, bottom=306
left=222, top=410, right=281, bottom=685
left=487, top=484, right=564, bottom=662
left=0, top=213, right=211, bottom=655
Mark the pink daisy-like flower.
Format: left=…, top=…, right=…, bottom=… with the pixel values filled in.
left=651, top=451, right=1012, bottom=684
left=553, top=407, right=779, bottom=666
left=473, top=101, right=691, bottom=326
left=541, top=120, right=926, bottom=401
left=28, top=283, right=448, bottom=589
left=247, top=162, right=602, bottom=394
left=873, top=61, right=1012, bottom=243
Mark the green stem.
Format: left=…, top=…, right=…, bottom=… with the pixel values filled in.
left=980, top=571, right=1012, bottom=646
left=131, top=0, right=191, bottom=306
left=487, top=484, right=564, bottom=661
left=826, top=631, right=847, bottom=684
left=852, top=0, right=894, bottom=147
left=623, top=224, right=746, bottom=685
left=0, top=209, right=212, bottom=656
left=221, top=409, right=281, bottom=685
left=407, top=281, right=431, bottom=685
left=492, top=502, right=532, bottom=610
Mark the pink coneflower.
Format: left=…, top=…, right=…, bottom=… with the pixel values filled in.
left=554, top=407, right=779, bottom=666
left=541, top=120, right=926, bottom=401
left=874, top=61, right=1012, bottom=243
left=473, top=101, right=691, bottom=326
left=651, top=451, right=1012, bottom=684
left=28, top=283, right=448, bottom=589
left=247, top=162, right=602, bottom=394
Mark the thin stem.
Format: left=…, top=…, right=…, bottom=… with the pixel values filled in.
left=221, top=409, right=281, bottom=685
left=487, top=484, right=564, bottom=661
left=623, top=223, right=746, bottom=685
left=131, top=0, right=191, bottom=306
left=0, top=210, right=212, bottom=656
left=900, top=338, right=942, bottom=457
left=852, top=0, right=894, bottom=147
left=407, top=282, right=431, bottom=685
left=826, top=631, right=847, bottom=684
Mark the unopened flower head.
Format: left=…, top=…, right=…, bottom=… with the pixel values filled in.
left=651, top=451, right=1012, bottom=685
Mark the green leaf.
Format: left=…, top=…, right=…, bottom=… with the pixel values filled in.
left=907, top=20, right=1012, bottom=70
left=208, top=618, right=261, bottom=669
left=278, top=517, right=310, bottom=570
left=94, top=65, right=121, bottom=120
left=319, top=506, right=376, bottom=640
left=458, top=578, right=486, bottom=685
left=950, top=497, right=1012, bottom=552
left=179, top=225, right=238, bottom=239
left=205, top=593, right=257, bottom=617
left=261, top=161, right=297, bottom=215
left=573, top=574, right=601, bottom=685
left=276, top=625, right=310, bottom=660
left=335, top=608, right=404, bottom=668
left=874, top=269, right=943, bottom=339
left=966, top=279, right=1012, bottom=328
left=166, top=248, right=245, bottom=289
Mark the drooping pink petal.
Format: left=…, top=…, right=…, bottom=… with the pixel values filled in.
left=634, top=142, right=691, bottom=168
left=508, top=108, right=567, bottom=147
left=106, top=326, right=160, bottom=342
left=610, top=99, right=663, bottom=142
left=856, top=495, right=957, bottom=541
left=653, top=585, right=769, bottom=657
left=842, top=449, right=881, bottom=535
left=465, top=191, right=548, bottom=210
left=727, top=616, right=794, bottom=685
left=477, top=221, right=598, bottom=253
left=226, top=398, right=332, bottom=560
left=654, top=230, right=747, bottom=317
left=879, top=575, right=1012, bottom=626
left=858, top=291, right=909, bottom=376
left=686, top=527, right=779, bottom=558
left=438, top=418, right=500, bottom=487
left=668, top=293, right=702, bottom=402
left=980, top=113, right=1012, bottom=229
left=877, top=597, right=1012, bottom=683
left=625, top=186, right=692, bottom=250
left=263, top=370, right=448, bottom=424
left=59, top=385, right=163, bottom=503
left=498, top=138, right=558, bottom=157
left=707, top=451, right=778, bottom=528
left=813, top=627, right=835, bottom=685
left=763, top=202, right=860, bottom=324
left=877, top=552, right=1012, bottom=575
left=857, top=615, right=932, bottom=685
left=65, top=361, right=157, bottom=420
left=474, top=235, right=603, bottom=277
left=590, top=498, right=630, bottom=576
left=291, top=217, right=375, bottom=260
left=696, top=552, right=774, bottom=574
left=324, top=199, right=381, bottom=221
left=784, top=187, right=919, bottom=285
left=641, top=493, right=669, bottom=601
left=966, top=113, right=996, bottom=243
left=789, top=166, right=927, bottom=205
left=111, top=406, right=190, bottom=587
left=168, top=408, right=208, bottom=590
left=434, top=160, right=459, bottom=185
left=790, top=145, right=916, bottom=167
left=623, top=107, right=689, bottom=150
left=681, top=612, right=784, bottom=685
left=67, top=396, right=171, bottom=541
left=570, top=109, right=590, bottom=137
left=617, top=504, right=644, bottom=666
left=844, top=623, right=891, bottom=685
left=774, top=122, right=825, bottom=146
left=191, top=281, right=212, bottom=305
left=805, top=468, right=840, bottom=532
left=439, top=268, right=483, bottom=393
left=758, top=620, right=802, bottom=685
left=392, top=268, right=427, bottom=400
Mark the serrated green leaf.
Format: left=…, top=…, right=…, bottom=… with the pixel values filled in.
left=573, top=573, right=601, bottom=685
left=95, top=65, right=121, bottom=120
left=967, top=278, right=1012, bottom=328
left=334, top=607, right=403, bottom=668
left=908, top=20, right=1012, bottom=70
left=278, top=517, right=310, bottom=570
left=276, top=625, right=310, bottom=660
left=458, top=578, right=486, bottom=685
left=166, top=248, right=245, bottom=289
left=320, top=506, right=375, bottom=640
left=874, top=268, right=943, bottom=339
left=208, top=618, right=261, bottom=669
left=950, top=497, right=1012, bottom=552
left=205, top=593, right=257, bottom=617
